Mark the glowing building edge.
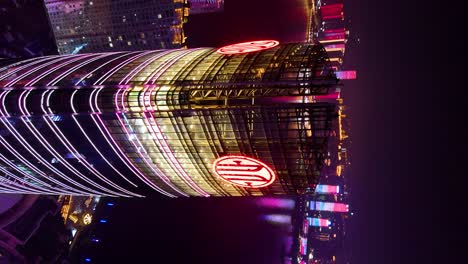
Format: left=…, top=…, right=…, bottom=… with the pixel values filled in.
left=0, top=42, right=338, bottom=197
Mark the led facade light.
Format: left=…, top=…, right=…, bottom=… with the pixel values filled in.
left=0, top=43, right=338, bottom=197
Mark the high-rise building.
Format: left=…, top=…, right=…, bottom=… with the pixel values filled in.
left=188, top=0, right=224, bottom=15
left=0, top=41, right=338, bottom=197
left=44, top=0, right=189, bottom=54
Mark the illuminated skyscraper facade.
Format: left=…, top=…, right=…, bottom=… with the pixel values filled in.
left=0, top=42, right=338, bottom=197
left=44, top=0, right=189, bottom=54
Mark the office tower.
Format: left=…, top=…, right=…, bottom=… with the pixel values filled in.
left=0, top=41, right=338, bottom=197
left=44, top=0, right=189, bottom=54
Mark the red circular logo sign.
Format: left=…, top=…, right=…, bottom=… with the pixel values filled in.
left=216, top=40, right=280, bottom=55
left=213, top=156, right=276, bottom=188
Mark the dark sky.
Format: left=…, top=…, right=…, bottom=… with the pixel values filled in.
left=88, top=197, right=291, bottom=264
left=341, top=0, right=464, bottom=263
left=185, top=0, right=308, bottom=47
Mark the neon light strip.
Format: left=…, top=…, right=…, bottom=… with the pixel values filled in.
left=0, top=149, right=57, bottom=191
left=95, top=51, right=154, bottom=85
left=89, top=86, right=177, bottom=196
left=74, top=52, right=140, bottom=86
left=35, top=53, right=140, bottom=196
left=38, top=54, right=143, bottom=197
left=26, top=54, right=95, bottom=87
left=319, top=39, right=345, bottom=44
left=0, top=154, right=53, bottom=194
left=119, top=50, right=175, bottom=85
left=147, top=49, right=197, bottom=84
left=0, top=56, right=58, bottom=82
left=115, top=110, right=188, bottom=197
left=0, top=169, right=45, bottom=194
left=0, top=163, right=54, bottom=194
left=5, top=89, right=110, bottom=195
left=0, top=127, right=78, bottom=192
left=90, top=113, right=177, bottom=197
left=142, top=49, right=210, bottom=196
left=91, top=51, right=183, bottom=197
left=46, top=53, right=116, bottom=86
left=42, top=89, right=138, bottom=197
left=140, top=86, right=199, bottom=194
left=0, top=90, right=86, bottom=195
left=4, top=55, right=79, bottom=87
left=70, top=89, right=140, bottom=190
left=40, top=89, right=127, bottom=196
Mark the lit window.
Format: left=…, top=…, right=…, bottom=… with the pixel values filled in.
left=109, top=43, right=113, bottom=47
left=157, top=14, right=162, bottom=19
left=127, top=41, right=132, bottom=46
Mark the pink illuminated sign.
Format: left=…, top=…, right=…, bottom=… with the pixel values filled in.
left=216, top=40, right=279, bottom=55
left=213, top=156, right=276, bottom=188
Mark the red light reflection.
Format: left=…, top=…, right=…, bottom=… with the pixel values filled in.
left=213, top=155, right=276, bottom=188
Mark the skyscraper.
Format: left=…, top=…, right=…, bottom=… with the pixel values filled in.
left=0, top=41, right=338, bottom=197
left=44, top=0, right=189, bottom=54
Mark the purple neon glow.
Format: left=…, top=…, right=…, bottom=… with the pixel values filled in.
left=255, top=198, right=295, bottom=209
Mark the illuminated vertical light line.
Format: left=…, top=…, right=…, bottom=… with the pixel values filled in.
left=94, top=51, right=154, bottom=85
left=119, top=50, right=176, bottom=85
left=46, top=53, right=116, bottom=86
left=4, top=55, right=80, bottom=87
left=90, top=113, right=176, bottom=197
left=0, top=90, right=12, bottom=117
left=142, top=86, right=209, bottom=196
left=26, top=54, right=96, bottom=87
left=116, top=111, right=188, bottom=197
left=41, top=89, right=129, bottom=197
left=141, top=49, right=210, bottom=196
left=39, top=87, right=140, bottom=197
left=93, top=87, right=103, bottom=113
left=0, top=56, right=58, bottom=81
left=69, top=89, right=141, bottom=191
left=0, top=92, right=87, bottom=195
left=114, top=87, right=123, bottom=112
left=73, top=52, right=137, bottom=86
